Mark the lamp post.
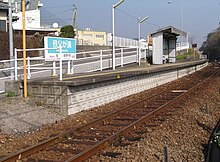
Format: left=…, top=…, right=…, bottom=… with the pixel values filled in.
left=138, top=16, right=149, bottom=66
left=168, top=0, right=184, bottom=47
left=168, top=0, right=183, bottom=31
left=186, top=32, right=189, bottom=53
left=112, top=0, right=124, bottom=70
left=8, top=0, right=14, bottom=80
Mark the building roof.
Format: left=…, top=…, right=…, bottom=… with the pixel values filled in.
left=16, top=27, right=58, bottom=32
left=0, top=2, right=8, bottom=11
left=151, top=26, right=187, bottom=38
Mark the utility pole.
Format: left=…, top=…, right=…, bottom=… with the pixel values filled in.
left=8, top=0, right=14, bottom=80
left=72, top=4, right=77, bottom=29
left=22, top=0, right=27, bottom=98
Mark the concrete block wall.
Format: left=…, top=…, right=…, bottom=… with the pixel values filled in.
left=28, top=84, right=68, bottom=115
left=67, top=68, right=188, bottom=115
left=27, top=61, right=208, bottom=116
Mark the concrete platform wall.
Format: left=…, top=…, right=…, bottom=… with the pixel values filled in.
left=67, top=62, right=208, bottom=115
left=28, top=62, right=208, bottom=116
left=67, top=71, right=177, bottom=115
left=28, top=84, right=68, bottom=115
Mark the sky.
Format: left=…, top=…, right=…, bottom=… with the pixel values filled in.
left=41, top=0, right=220, bottom=47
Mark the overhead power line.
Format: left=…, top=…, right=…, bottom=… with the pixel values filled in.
left=43, top=5, right=72, bottom=9
left=115, top=8, right=160, bottom=29
left=115, top=8, right=137, bottom=20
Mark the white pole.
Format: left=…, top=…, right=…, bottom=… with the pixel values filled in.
left=9, top=0, right=14, bottom=80
left=112, top=6, right=116, bottom=70
left=71, top=60, right=74, bottom=74
left=180, top=0, right=183, bottom=31
left=138, top=17, right=141, bottom=66
left=14, top=48, right=18, bottom=81
left=121, top=48, right=124, bottom=67
left=52, top=61, right=56, bottom=76
left=168, top=1, right=183, bottom=42
left=112, top=0, right=124, bottom=70
left=67, top=60, right=71, bottom=74
left=186, top=33, right=189, bottom=53
left=27, top=57, right=31, bottom=79
left=59, top=46, right=63, bottom=81
left=138, top=16, right=149, bottom=66
left=136, top=47, right=139, bottom=63
left=100, top=50, right=103, bottom=71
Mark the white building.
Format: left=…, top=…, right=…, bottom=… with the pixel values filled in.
left=1, top=0, right=43, bottom=30
left=12, top=9, right=41, bottom=29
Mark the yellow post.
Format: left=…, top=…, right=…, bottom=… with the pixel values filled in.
left=22, top=0, right=27, bottom=98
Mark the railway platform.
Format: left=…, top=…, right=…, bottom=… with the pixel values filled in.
left=6, top=59, right=208, bottom=116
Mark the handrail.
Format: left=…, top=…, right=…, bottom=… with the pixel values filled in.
left=0, top=44, right=189, bottom=85
left=8, top=47, right=143, bottom=81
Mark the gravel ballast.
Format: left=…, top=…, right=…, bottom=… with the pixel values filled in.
left=0, top=65, right=220, bottom=161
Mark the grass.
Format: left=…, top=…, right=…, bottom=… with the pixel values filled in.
left=6, top=91, right=15, bottom=97
left=176, top=48, right=198, bottom=61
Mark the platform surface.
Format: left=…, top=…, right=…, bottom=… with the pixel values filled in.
left=29, top=60, right=207, bottom=86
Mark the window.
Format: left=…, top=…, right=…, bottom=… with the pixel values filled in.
left=96, top=35, right=104, bottom=39
left=0, top=20, right=6, bottom=32
left=84, top=34, right=92, bottom=37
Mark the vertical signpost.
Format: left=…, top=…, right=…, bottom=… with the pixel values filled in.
left=192, top=43, right=197, bottom=60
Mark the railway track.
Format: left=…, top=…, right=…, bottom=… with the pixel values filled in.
left=1, top=64, right=218, bottom=162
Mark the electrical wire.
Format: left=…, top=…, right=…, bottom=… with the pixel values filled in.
left=43, top=5, right=72, bottom=9
left=115, top=8, right=138, bottom=20
left=115, top=8, right=160, bottom=29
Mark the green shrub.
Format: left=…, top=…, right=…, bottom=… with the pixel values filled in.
left=6, top=91, right=15, bottom=97
left=176, top=48, right=198, bottom=61
left=59, top=25, right=76, bottom=38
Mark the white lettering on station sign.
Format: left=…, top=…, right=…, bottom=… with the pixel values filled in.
left=44, top=36, right=76, bottom=60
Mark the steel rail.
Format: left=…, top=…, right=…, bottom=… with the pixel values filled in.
left=0, top=67, right=217, bottom=162
left=66, top=69, right=217, bottom=162
left=0, top=85, right=176, bottom=162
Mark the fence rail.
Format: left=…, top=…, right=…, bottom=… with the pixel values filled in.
left=0, top=41, right=190, bottom=92
left=0, top=47, right=149, bottom=92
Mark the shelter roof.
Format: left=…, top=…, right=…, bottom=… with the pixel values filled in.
left=151, top=26, right=187, bottom=38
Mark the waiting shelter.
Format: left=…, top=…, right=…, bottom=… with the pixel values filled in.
left=151, top=26, right=187, bottom=64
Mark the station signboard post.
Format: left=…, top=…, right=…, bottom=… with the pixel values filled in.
left=44, top=36, right=76, bottom=60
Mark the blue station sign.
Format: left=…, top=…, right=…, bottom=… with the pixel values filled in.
left=44, top=36, right=76, bottom=60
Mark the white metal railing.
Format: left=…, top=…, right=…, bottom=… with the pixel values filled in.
left=0, top=47, right=146, bottom=84
left=176, top=42, right=190, bottom=51
left=106, top=36, right=148, bottom=48
left=0, top=41, right=190, bottom=92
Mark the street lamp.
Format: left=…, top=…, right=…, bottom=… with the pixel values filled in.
left=168, top=0, right=183, bottom=31
left=168, top=0, right=184, bottom=47
left=138, top=16, right=149, bottom=66
left=8, top=0, right=14, bottom=80
left=112, top=0, right=124, bottom=70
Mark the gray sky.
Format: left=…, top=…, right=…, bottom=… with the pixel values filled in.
left=41, top=0, right=220, bottom=46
